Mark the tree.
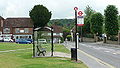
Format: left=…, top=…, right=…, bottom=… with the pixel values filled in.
left=104, top=5, right=118, bottom=36
left=84, top=5, right=95, bottom=17
left=29, top=5, right=52, bottom=28
left=82, top=17, right=91, bottom=33
left=90, top=12, right=103, bottom=42
left=63, top=27, right=70, bottom=41
left=83, top=5, right=95, bottom=34
left=29, top=5, right=52, bottom=57
left=118, top=15, right=120, bottom=29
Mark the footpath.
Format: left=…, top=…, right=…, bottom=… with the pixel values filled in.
left=0, top=48, right=71, bottom=58
left=91, top=42, right=120, bottom=48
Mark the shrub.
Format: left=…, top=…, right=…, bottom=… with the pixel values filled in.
left=66, top=35, right=72, bottom=41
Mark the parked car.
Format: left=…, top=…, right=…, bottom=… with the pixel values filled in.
left=0, top=37, right=3, bottom=42
left=15, top=39, right=31, bottom=44
left=3, top=38, right=13, bottom=42
left=26, top=38, right=33, bottom=43
left=38, top=39, right=47, bottom=44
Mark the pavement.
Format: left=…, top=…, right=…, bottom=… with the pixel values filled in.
left=0, top=48, right=32, bottom=53
left=0, top=48, right=71, bottom=58
left=88, top=41, right=120, bottom=48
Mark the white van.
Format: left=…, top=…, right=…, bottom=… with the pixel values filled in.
left=4, top=38, right=13, bottom=42
left=38, top=39, right=47, bottom=44
left=0, top=37, right=3, bottom=42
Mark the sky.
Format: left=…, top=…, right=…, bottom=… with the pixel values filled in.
left=0, top=0, right=119, bottom=19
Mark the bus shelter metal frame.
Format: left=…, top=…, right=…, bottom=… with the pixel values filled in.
left=33, top=26, right=54, bottom=57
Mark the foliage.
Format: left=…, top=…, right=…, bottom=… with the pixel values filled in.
left=104, top=5, right=119, bottom=36
left=48, top=19, right=74, bottom=30
left=83, top=33, right=94, bottom=38
left=63, top=27, right=70, bottom=41
left=37, top=31, right=43, bottom=39
left=60, top=37, right=64, bottom=43
left=84, top=5, right=95, bottom=17
left=66, top=35, right=72, bottom=41
left=82, top=17, right=91, bottom=34
left=109, top=35, right=118, bottom=41
left=29, top=5, right=52, bottom=28
left=90, top=12, right=103, bottom=34
left=83, top=5, right=95, bottom=34
left=118, top=15, right=120, bottom=29
left=54, top=22, right=63, bottom=26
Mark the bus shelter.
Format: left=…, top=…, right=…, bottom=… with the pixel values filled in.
left=33, top=26, right=53, bottom=57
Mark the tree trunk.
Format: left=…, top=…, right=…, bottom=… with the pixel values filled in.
left=94, top=34, right=97, bottom=42
left=118, top=32, right=120, bottom=45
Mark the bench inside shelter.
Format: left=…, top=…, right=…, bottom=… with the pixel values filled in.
left=36, top=44, right=46, bottom=56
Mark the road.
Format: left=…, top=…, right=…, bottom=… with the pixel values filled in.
left=63, top=41, right=120, bottom=68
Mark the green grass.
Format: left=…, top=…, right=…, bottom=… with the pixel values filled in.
left=0, top=42, right=32, bottom=51
left=0, top=43, right=88, bottom=68
left=42, top=43, right=70, bottom=53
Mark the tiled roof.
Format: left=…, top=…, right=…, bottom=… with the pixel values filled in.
left=4, top=18, right=33, bottom=28
left=0, top=16, right=4, bottom=20
left=52, top=25, right=63, bottom=33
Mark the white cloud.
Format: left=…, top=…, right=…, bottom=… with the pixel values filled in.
left=0, top=0, right=120, bottom=19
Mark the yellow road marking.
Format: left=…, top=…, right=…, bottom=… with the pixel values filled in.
left=78, top=49, right=115, bottom=68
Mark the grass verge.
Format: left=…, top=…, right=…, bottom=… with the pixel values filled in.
left=0, top=43, right=88, bottom=68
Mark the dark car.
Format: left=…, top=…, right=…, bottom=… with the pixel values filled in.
left=15, top=39, right=31, bottom=44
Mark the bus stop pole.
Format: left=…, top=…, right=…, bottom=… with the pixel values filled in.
left=51, top=27, right=54, bottom=56
left=75, top=9, right=78, bottom=61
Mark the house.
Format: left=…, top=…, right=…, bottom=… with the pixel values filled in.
left=2, top=18, right=33, bottom=41
left=52, top=25, right=63, bottom=43
left=0, top=16, right=63, bottom=43
left=41, top=25, right=63, bottom=43
left=0, top=16, right=4, bottom=41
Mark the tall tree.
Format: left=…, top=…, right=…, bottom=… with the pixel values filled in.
left=90, top=12, right=103, bottom=41
left=83, top=5, right=95, bottom=34
left=84, top=5, right=94, bottom=17
left=104, top=5, right=118, bottom=36
left=118, top=15, right=120, bottom=29
left=29, top=5, right=52, bottom=57
left=29, top=5, right=52, bottom=28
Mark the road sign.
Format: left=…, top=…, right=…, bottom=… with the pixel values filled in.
left=78, top=11, right=83, bottom=16
left=74, top=7, right=78, bottom=11
left=77, top=16, right=84, bottom=26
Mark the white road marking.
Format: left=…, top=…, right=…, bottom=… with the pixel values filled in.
left=78, top=49, right=115, bottom=68
left=104, top=51, right=110, bottom=52
left=113, top=53, right=117, bottom=55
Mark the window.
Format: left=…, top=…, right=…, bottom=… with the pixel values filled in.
left=3, top=28, right=10, bottom=33
left=16, top=36, right=18, bottom=39
left=24, top=28, right=29, bottom=33
left=53, top=33, right=56, bottom=35
left=48, top=33, right=51, bottom=36
left=29, top=36, right=31, bottom=39
left=56, top=33, right=60, bottom=35
left=15, top=28, right=19, bottom=33
left=20, top=30, right=24, bottom=33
